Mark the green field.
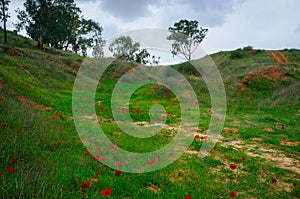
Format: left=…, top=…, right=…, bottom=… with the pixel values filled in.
left=0, top=30, right=300, bottom=198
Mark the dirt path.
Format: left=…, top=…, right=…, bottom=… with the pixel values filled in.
left=267, top=51, right=290, bottom=64
left=221, top=139, right=300, bottom=174
left=0, top=80, right=51, bottom=111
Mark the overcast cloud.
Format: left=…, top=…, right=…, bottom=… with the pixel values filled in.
left=6, top=0, right=300, bottom=54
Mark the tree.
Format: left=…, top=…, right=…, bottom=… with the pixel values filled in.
left=109, top=36, right=150, bottom=64
left=15, top=0, right=104, bottom=55
left=15, top=0, right=53, bottom=49
left=0, top=0, right=10, bottom=44
left=70, top=18, right=103, bottom=56
left=92, top=22, right=105, bottom=58
left=167, top=19, right=208, bottom=61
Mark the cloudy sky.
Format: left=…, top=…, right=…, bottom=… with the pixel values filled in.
left=7, top=0, right=300, bottom=56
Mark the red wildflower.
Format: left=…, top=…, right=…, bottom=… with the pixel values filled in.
left=98, top=106, right=104, bottom=110
left=201, top=136, right=208, bottom=140
left=100, top=156, right=108, bottom=161
left=0, top=174, right=3, bottom=178
left=85, top=150, right=91, bottom=155
left=96, top=171, right=100, bottom=176
left=54, top=110, right=60, bottom=115
left=272, top=177, right=277, bottom=183
left=213, top=147, right=217, bottom=151
left=164, top=92, right=169, bottom=97
left=157, top=156, right=161, bottom=162
left=40, top=139, right=44, bottom=143
left=133, top=109, right=140, bottom=115
left=101, top=188, right=112, bottom=197
left=281, top=124, right=285, bottom=130
left=81, top=181, right=89, bottom=189
left=115, top=170, right=122, bottom=177
left=15, top=130, right=21, bottom=134
left=7, top=166, right=15, bottom=173
left=242, top=157, right=246, bottom=161
left=116, top=162, right=124, bottom=166
left=59, top=114, right=63, bottom=118
left=93, top=154, right=100, bottom=160
left=95, top=146, right=101, bottom=151
left=194, top=134, right=200, bottom=139
left=230, top=163, right=237, bottom=170
left=147, top=158, right=155, bottom=165
left=293, top=182, right=298, bottom=186
left=167, top=112, right=171, bottom=118
left=0, top=98, right=4, bottom=101
left=109, top=145, right=117, bottom=151
left=229, top=191, right=237, bottom=198
left=0, top=123, right=6, bottom=129
left=12, top=157, right=18, bottom=164
left=56, top=142, right=61, bottom=146
left=185, top=196, right=192, bottom=199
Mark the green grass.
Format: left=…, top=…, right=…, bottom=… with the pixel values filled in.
left=1, top=29, right=300, bottom=198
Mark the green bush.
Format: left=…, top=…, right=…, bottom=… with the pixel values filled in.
left=230, top=48, right=244, bottom=59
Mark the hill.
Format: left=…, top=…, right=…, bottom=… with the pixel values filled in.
left=0, top=30, right=299, bottom=198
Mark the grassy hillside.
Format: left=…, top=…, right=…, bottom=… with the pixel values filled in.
left=1, top=30, right=300, bottom=198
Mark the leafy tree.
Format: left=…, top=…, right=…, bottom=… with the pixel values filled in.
left=70, top=18, right=103, bottom=56
left=15, top=0, right=104, bottom=55
left=0, top=0, right=10, bottom=44
left=109, top=36, right=150, bottom=64
left=92, top=32, right=105, bottom=58
left=167, top=19, right=208, bottom=61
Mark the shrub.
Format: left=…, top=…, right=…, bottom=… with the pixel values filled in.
left=230, top=48, right=244, bottom=59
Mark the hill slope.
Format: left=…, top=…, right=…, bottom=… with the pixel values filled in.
left=1, top=30, right=300, bottom=198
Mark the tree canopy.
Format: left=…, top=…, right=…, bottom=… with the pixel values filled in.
left=109, top=36, right=151, bottom=64
left=167, top=19, right=208, bottom=61
left=15, top=0, right=104, bottom=56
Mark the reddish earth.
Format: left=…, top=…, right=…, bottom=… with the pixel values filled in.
left=17, top=95, right=51, bottom=111
left=238, top=66, right=294, bottom=92
left=0, top=80, right=51, bottom=111
left=267, top=51, right=289, bottom=64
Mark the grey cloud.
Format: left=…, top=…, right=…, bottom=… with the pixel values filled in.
left=96, top=0, right=246, bottom=26
left=99, top=0, right=159, bottom=21
left=182, top=0, right=247, bottom=26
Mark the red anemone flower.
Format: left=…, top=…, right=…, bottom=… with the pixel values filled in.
left=101, top=188, right=112, bottom=197
left=81, top=181, right=89, bottom=189
left=229, top=191, right=237, bottom=198
left=230, top=163, right=237, bottom=170
left=7, top=166, right=15, bottom=173
left=12, top=157, right=18, bottom=164
left=115, top=170, right=122, bottom=177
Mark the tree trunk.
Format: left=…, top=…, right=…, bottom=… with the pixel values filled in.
left=1, top=0, right=7, bottom=44
left=38, top=35, right=43, bottom=49
left=3, top=18, right=7, bottom=44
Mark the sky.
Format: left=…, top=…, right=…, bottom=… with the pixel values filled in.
left=6, top=0, right=300, bottom=61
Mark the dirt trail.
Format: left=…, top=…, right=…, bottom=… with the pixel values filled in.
left=267, top=51, right=289, bottom=64
left=222, top=140, right=300, bottom=174
left=0, top=80, right=51, bottom=111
